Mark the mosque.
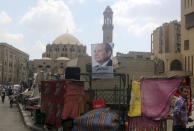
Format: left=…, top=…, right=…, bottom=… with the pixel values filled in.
left=28, top=6, right=114, bottom=76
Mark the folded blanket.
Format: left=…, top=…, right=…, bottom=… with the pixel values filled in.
left=73, top=108, right=120, bottom=131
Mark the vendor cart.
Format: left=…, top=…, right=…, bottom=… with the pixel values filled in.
left=73, top=73, right=131, bottom=131
left=40, top=72, right=131, bottom=131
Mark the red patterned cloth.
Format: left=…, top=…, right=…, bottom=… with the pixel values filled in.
left=61, top=81, right=85, bottom=120
left=41, top=80, right=66, bottom=127
left=41, top=80, right=85, bottom=128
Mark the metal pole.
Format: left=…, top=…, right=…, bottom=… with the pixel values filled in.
left=118, top=74, right=121, bottom=111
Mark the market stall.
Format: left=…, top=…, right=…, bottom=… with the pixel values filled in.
left=39, top=72, right=131, bottom=131
left=128, top=76, right=192, bottom=131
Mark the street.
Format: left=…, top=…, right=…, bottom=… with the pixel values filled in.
left=0, top=96, right=32, bottom=131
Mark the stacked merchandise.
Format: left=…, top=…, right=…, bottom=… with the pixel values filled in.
left=61, top=81, right=85, bottom=120
left=73, top=108, right=120, bottom=131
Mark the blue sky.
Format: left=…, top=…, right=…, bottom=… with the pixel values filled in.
left=0, top=0, right=180, bottom=60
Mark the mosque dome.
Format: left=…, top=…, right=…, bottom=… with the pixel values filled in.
left=53, top=33, right=81, bottom=45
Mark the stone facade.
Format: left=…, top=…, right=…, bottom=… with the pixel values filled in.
left=151, top=21, right=182, bottom=74
left=28, top=57, right=69, bottom=76
left=116, top=51, right=151, bottom=60
left=151, top=1, right=194, bottom=88
left=42, top=33, right=86, bottom=59
left=0, top=43, right=29, bottom=85
left=113, top=56, right=155, bottom=80
left=29, top=33, right=87, bottom=76
left=181, top=0, right=194, bottom=76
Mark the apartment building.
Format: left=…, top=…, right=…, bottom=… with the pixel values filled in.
left=0, top=43, right=29, bottom=85
left=151, top=20, right=182, bottom=73
left=181, top=0, right=194, bottom=76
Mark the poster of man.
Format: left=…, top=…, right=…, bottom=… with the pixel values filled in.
left=91, top=43, right=113, bottom=78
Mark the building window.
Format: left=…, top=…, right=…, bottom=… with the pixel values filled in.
left=46, top=65, right=50, bottom=68
left=137, top=55, right=143, bottom=59
left=70, top=47, right=75, bottom=52
left=170, top=60, right=182, bottom=71
left=38, top=65, right=43, bottom=68
left=86, top=63, right=92, bottom=72
left=185, top=12, right=194, bottom=29
left=184, top=40, right=189, bottom=50
left=185, top=56, right=187, bottom=71
left=188, top=56, right=190, bottom=71
left=176, top=43, right=181, bottom=53
left=192, top=56, right=193, bottom=74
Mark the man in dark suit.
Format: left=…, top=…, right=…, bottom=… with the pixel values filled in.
left=93, top=43, right=112, bottom=68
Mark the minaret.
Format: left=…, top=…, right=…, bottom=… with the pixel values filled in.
left=103, top=6, right=113, bottom=44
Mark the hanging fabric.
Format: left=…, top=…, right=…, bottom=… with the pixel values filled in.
left=128, top=81, right=141, bottom=117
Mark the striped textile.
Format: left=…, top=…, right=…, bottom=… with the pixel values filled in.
left=128, top=116, right=167, bottom=131
left=73, top=108, right=120, bottom=131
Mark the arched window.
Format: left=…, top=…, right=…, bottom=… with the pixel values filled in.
left=158, top=60, right=165, bottom=73
left=46, top=65, right=50, bottom=68
left=70, top=46, right=75, bottom=52
left=170, top=60, right=182, bottom=71
left=38, top=65, right=43, bottom=68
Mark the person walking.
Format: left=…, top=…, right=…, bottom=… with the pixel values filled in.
left=1, top=89, right=6, bottom=103
left=173, top=86, right=190, bottom=131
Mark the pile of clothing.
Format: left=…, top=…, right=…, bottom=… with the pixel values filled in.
left=73, top=108, right=120, bottom=131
